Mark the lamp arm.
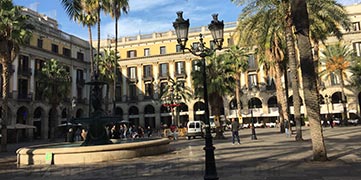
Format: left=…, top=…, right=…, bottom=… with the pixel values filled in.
left=183, top=47, right=214, bottom=58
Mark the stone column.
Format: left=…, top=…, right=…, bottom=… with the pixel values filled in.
left=155, top=107, right=161, bottom=129
left=42, top=113, right=49, bottom=139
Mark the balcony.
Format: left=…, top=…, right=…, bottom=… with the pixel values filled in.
left=174, top=72, right=187, bottom=79
left=127, top=96, right=138, bottom=103
left=76, top=78, right=85, bottom=87
left=158, top=73, right=169, bottom=80
left=17, top=93, right=32, bottom=102
left=142, top=76, right=153, bottom=82
left=76, top=98, right=87, bottom=104
left=18, top=67, right=32, bottom=77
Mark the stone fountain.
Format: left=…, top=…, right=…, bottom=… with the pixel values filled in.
left=16, top=70, right=171, bottom=165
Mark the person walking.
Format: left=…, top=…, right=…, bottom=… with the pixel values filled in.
left=284, top=119, right=291, bottom=138
left=231, top=118, right=241, bottom=145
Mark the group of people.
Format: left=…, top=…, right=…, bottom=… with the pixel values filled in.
left=66, top=127, right=87, bottom=142
left=108, top=124, right=153, bottom=139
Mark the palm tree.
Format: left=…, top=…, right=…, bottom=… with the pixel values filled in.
left=308, top=0, right=351, bottom=87
left=39, top=59, right=71, bottom=139
left=291, top=0, right=327, bottom=161
left=320, top=43, right=355, bottom=125
left=160, top=77, right=193, bottom=126
left=0, top=0, right=33, bottom=152
left=103, top=0, right=129, bottom=114
left=232, top=0, right=290, bottom=134
left=192, top=53, right=236, bottom=139
left=61, top=0, right=98, bottom=78
left=350, top=58, right=361, bottom=89
left=97, top=49, right=118, bottom=112
left=223, top=46, right=248, bottom=123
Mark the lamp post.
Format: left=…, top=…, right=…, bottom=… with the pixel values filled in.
left=249, top=100, right=257, bottom=140
left=173, top=11, right=223, bottom=180
left=325, top=95, right=330, bottom=123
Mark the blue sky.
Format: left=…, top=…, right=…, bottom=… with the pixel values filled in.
left=13, top=0, right=359, bottom=41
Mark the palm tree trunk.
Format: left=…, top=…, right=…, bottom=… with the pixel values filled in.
left=340, top=70, right=348, bottom=125
left=285, top=12, right=303, bottom=141
left=0, top=54, right=10, bottom=152
left=113, top=16, right=119, bottom=115
left=88, top=25, right=94, bottom=78
left=274, top=63, right=288, bottom=133
left=312, top=39, right=321, bottom=87
left=210, top=94, right=225, bottom=139
left=236, top=73, right=242, bottom=121
left=97, top=5, right=101, bottom=58
left=291, top=0, right=327, bottom=161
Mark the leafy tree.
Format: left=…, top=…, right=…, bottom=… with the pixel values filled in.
left=39, top=59, right=71, bottom=139
left=160, top=77, right=193, bottom=126
left=192, top=53, right=236, bottom=139
left=350, top=57, right=361, bottom=89
left=223, top=46, right=248, bottom=123
left=61, top=0, right=98, bottom=78
left=103, top=0, right=129, bottom=114
left=96, top=49, right=118, bottom=112
left=0, top=0, right=33, bottom=152
left=232, top=0, right=291, bottom=134
left=320, top=43, right=355, bottom=125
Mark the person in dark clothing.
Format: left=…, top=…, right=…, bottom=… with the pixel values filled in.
left=147, top=126, right=153, bottom=137
left=67, top=127, right=75, bottom=143
left=231, top=118, right=240, bottom=145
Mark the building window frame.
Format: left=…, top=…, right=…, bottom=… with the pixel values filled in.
left=160, top=46, right=166, bottom=55
left=51, top=44, right=59, bottom=53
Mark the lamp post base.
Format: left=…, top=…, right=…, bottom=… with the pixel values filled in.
left=251, top=128, right=257, bottom=140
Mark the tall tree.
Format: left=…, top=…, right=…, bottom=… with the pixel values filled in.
left=320, top=43, right=355, bottom=125
left=192, top=53, right=236, bottom=139
left=61, top=0, right=98, bottom=78
left=291, top=0, right=327, bottom=161
left=103, top=0, right=129, bottom=114
left=232, top=0, right=290, bottom=134
left=282, top=0, right=304, bottom=141
left=160, top=77, right=193, bottom=126
left=39, top=59, right=71, bottom=139
left=224, top=46, right=248, bottom=124
left=0, top=0, right=33, bottom=152
left=97, top=49, right=117, bottom=113
left=308, top=0, right=350, bottom=81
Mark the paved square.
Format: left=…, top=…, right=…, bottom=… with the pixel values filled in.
left=0, top=126, right=360, bottom=179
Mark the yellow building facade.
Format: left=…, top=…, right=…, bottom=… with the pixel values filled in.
left=1, top=8, right=91, bottom=141
left=99, top=4, right=361, bottom=129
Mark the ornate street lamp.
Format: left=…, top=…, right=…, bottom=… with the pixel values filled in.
left=325, top=95, right=330, bottom=121
left=173, top=11, right=223, bottom=180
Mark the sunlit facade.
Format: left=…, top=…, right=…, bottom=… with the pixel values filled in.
left=99, top=4, right=361, bottom=129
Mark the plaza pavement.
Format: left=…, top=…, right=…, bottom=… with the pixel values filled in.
left=0, top=126, right=360, bottom=180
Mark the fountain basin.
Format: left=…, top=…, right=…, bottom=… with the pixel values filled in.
left=16, top=138, right=171, bottom=165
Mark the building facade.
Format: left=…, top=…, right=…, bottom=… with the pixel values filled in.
left=99, top=4, right=361, bottom=129
left=0, top=8, right=91, bottom=141
left=2, top=5, right=361, bottom=142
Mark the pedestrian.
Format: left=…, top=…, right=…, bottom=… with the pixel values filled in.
left=67, top=127, right=75, bottom=143
left=231, top=118, right=240, bottom=145
left=284, top=119, right=291, bottom=137
left=147, top=126, right=153, bottom=137
left=75, top=128, right=81, bottom=141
